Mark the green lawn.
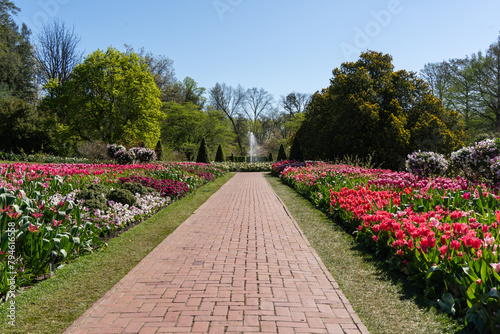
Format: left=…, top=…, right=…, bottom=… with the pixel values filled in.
left=265, top=174, right=471, bottom=334
left=0, top=173, right=234, bottom=334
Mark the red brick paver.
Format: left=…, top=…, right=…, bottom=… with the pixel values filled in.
left=64, top=173, right=369, bottom=334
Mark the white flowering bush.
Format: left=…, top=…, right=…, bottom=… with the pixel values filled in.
left=450, top=146, right=474, bottom=172
left=450, top=139, right=500, bottom=181
left=106, top=145, right=156, bottom=164
left=405, top=151, right=448, bottom=177
left=490, top=156, right=500, bottom=180
left=114, top=149, right=135, bottom=165
left=133, top=147, right=156, bottom=162
left=106, top=144, right=126, bottom=159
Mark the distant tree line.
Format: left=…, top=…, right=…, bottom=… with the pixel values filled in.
left=0, top=2, right=309, bottom=161
left=2, top=2, right=496, bottom=166
left=420, top=34, right=500, bottom=142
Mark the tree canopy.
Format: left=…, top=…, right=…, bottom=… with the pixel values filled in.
left=298, top=51, right=466, bottom=169
left=160, top=101, right=232, bottom=161
left=42, top=47, right=163, bottom=148
left=0, top=0, right=36, bottom=101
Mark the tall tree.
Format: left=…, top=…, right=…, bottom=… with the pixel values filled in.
left=446, top=57, right=483, bottom=132
left=208, top=82, right=246, bottom=154
left=181, top=76, right=206, bottom=107
left=0, top=0, right=36, bottom=101
left=471, top=36, right=500, bottom=133
left=41, top=47, right=163, bottom=148
left=0, top=96, right=55, bottom=153
left=419, top=62, right=453, bottom=109
left=299, top=51, right=465, bottom=169
left=34, top=19, right=83, bottom=86
left=124, top=45, right=178, bottom=103
left=244, top=87, right=273, bottom=122
left=280, top=92, right=311, bottom=115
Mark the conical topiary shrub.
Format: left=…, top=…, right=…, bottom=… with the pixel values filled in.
left=277, top=144, right=287, bottom=161
left=155, top=140, right=163, bottom=161
left=289, top=135, right=304, bottom=162
left=214, top=145, right=224, bottom=162
left=196, top=138, right=210, bottom=163
left=267, top=152, right=273, bottom=162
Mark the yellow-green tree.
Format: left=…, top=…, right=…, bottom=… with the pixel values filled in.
left=298, top=51, right=466, bottom=169
left=42, top=47, right=163, bottom=148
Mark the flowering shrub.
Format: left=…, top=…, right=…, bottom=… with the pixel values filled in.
left=450, top=146, right=474, bottom=172
left=114, top=149, right=135, bottom=165
left=451, top=139, right=500, bottom=182
left=405, top=150, right=448, bottom=177
left=133, top=147, right=156, bottom=162
left=490, top=156, right=500, bottom=180
left=277, top=162, right=500, bottom=333
left=106, top=144, right=126, bottom=159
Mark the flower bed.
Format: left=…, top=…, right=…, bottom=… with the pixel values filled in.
left=0, top=162, right=225, bottom=299
left=276, top=162, right=500, bottom=333
left=212, top=161, right=273, bottom=172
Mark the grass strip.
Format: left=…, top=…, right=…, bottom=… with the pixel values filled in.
left=266, top=174, right=471, bottom=334
left=0, top=172, right=234, bottom=334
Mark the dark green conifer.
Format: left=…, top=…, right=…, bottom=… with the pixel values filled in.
left=277, top=144, right=287, bottom=161
left=214, top=144, right=224, bottom=162
left=155, top=140, right=163, bottom=161
left=196, top=138, right=210, bottom=163
left=289, top=136, right=304, bottom=162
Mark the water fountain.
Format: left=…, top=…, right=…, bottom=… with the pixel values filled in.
left=248, top=131, right=258, bottom=163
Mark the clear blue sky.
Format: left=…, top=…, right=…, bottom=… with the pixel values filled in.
left=13, top=0, right=500, bottom=100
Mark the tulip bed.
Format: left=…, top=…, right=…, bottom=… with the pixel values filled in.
left=274, top=161, right=500, bottom=333
left=211, top=161, right=273, bottom=172
left=0, top=162, right=225, bottom=299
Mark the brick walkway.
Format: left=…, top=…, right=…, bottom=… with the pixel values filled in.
left=64, top=173, right=369, bottom=334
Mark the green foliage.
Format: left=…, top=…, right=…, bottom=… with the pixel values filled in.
left=0, top=3, right=36, bottom=102
left=289, top=135, right=304, bottom=162
left=196, top=138, right=210, bottom=163
left=120, top=182, right=149, bottom=196
left=77, top=141, right=109, bottom=161
left=76, top=184, right=109, bottom=211
left=422, top=35, right=500, bottom=136
left=181, top=76, right=206, bottom=106
left=161, top=101, right=232, bottom=161
left=277, top=144, right=287, bottom=161
left=214, top=145, right=224, bottom=162
left=107, top=188, right=136, bottom=207
left=298, top=51, right=466, bottom=169
left=41, top=47, right=163, bottom=149
left=0, top=96, right=55, bottom=154
left=268, top=152, right=273, bottom=162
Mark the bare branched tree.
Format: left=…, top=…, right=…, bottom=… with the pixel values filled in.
left=244, top=87, right=273, bottom=122
left=209, top=82, right=246, bottom=153
left=35, top=19, right=82, bottom=86
left=280, top=92, right=311, bottom=115
left=124, top=45, right=177, bottom=102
